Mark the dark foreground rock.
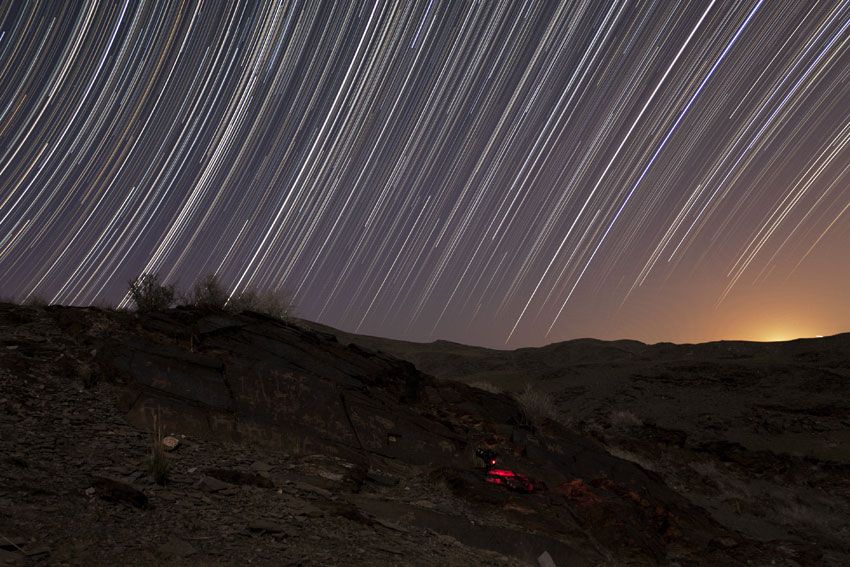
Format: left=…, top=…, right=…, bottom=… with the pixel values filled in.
left=0, top=303, right=833, bottom=565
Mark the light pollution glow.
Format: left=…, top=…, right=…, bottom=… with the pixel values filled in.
left=0, top=1, right=848, bottom=348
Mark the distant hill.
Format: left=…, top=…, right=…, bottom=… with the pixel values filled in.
left=300, top=317, right=850, bottom=387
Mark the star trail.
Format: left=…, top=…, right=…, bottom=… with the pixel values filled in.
left=1, top=1, right=849, bottom=347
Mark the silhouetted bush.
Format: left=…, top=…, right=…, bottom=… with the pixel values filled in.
left=148, top=412, right=171, bottom=485
left=185, top=273, right=296, bottom=321
left=187, top=273, right=229, bottom=309
left=128, top=273, right=175, bottom=312
left=227, top=288, right=294, bottom=320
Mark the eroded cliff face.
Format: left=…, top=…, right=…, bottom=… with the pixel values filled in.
left=0, top=303, right=833, bottom=565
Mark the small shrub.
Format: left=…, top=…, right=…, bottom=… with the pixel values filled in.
left=514, top=385, right=561, bottom=427
left=183, top=273, right=296, bottom=321
left=227, top=288, right=294, bottom=320
left=188, top=273, right=229, bottom=308
left=468, top=380, right=501, bottom=394
left=128, top=273, right=174, bottom=312
left=148, top=412, right=171, bottom=485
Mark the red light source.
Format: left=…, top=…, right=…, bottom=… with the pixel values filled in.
left=485, top=468, right=536, bottom=492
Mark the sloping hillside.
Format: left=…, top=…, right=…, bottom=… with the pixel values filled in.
left=1, top=303, right=835, bottom=565
left=301, top=320, right=850, bottom=564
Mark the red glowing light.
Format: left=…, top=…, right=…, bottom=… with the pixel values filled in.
left=485, top=468, right=536, bottom=492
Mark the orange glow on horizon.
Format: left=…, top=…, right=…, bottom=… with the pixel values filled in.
left=722, top=316, right=827, bottom=343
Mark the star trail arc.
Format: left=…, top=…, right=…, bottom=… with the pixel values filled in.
left=1, top=1, right=849, bottom=347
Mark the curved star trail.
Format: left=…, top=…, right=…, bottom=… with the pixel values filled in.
left=1, top=1, right=849, bottom=347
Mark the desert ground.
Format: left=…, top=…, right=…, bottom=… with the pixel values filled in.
left=1, top=303, right=848, bottom=565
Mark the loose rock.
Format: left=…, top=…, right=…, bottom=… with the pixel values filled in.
left=537, top=550, right=557, bottom=567
left=161, top=435, right=179, bottom=452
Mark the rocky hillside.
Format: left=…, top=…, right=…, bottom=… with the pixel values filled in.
left=302, top=321, right=850, bottom=565
left=0, top=304, right=844, bottom=565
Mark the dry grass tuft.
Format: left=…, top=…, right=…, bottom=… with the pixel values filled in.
left=148, top=412, right=171, bottom=485
left=514, top=385, right=561, bottom=427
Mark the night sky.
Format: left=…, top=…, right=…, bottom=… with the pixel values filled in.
left=1, top=1, right=849, bottom=348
